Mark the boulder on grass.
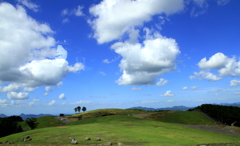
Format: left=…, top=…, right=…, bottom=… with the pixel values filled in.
left=85, top=137, right=91, bottom=140
left=69, top=137, right=78, bottom=144
left=96, top=137, right=101, bottom=141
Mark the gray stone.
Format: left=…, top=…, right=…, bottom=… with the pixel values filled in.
left=104, top=142, right=112, bottom=145
left=85, top=137, right=91, bottom=140
left=96, top=137, right=101, bottom=141
left=71, top=139, right=78, bottom=144
left=9, top=141, right=14, bottom=144
left=25, top=135, right=30, bottom=139
left=69, top=137, right=78, bottom=144
left=118, top=142, right=124, bottom=146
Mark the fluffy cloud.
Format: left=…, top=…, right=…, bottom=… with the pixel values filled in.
left=191, top=53, right=240, bottom=81
left=89, top=0, right=184, bottom=43
left=183, top=87, right=189, bottom=90
left=24, top=87, right=36, bottom=92
left=230, top=80, right=240, bottom=86
left=190, top=71, right=222, bottom=81
left=17, top=0, right=39, bottom=12
left=131, top=87, right=142, bottom=91
left=112, top=32, right=180, bottom=86
left=0, top=2, right=84, bottom=96
left=156, top=78, right=168, bottom=86
left=29, top=102, right=34, bottom=106
left=0, top=84, right=20, bottom=92
left=44, top=93, right=48, bottom=96
left=159, top=90, right=175, bottom=97
left=45, top=86, right=52, bottom=92
left=58, top=93, right=66, bottom=99
left=7, top=92, right=29, bottom=100
left=48, top=100, right=56, bottom=106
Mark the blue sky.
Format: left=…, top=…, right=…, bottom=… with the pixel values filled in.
left=1, top=0, right=240, bottom=115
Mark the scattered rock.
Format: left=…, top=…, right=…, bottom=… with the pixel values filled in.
left=96, top=137, right=101, bottom=141
left=69, top=137, right=78, bottom=144
left=20, top=135, right=32, bottom=142
left=0, top=142, right=2, bottom=144
left=118, top=142, right=124, bottom=146
left=85, top=137, right=91, bottom=140
left=104, top=142, right=112, bottom=145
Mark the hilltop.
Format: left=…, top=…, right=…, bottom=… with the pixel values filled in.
left=0, top=108, right=240, bottom=145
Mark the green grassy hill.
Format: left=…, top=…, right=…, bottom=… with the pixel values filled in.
left=145, top=111, right=215, bottom=125
left=0, top=111, right=240, bottom=145
left=18, top=116, right=65, bottom=130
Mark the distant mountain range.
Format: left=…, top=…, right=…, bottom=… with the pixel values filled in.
left=128, top=102, right=240, bottom=111
left=0, top=113, right=52, bottom=120
left=128, top=105, right=193, bottom=111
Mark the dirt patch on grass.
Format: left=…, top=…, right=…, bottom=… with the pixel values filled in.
left=55, top=126, right=69, bottom=128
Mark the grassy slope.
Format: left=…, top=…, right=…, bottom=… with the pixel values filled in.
left=1, top=115, right=239, bottom=146
left=146, top=111, right=215, bottom=125
left=18, top=116, right=64, bottom=130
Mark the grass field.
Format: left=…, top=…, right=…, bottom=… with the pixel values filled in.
left=1, top=110, right=240, bottom=146
left=18, top=116, right=65, bottom=130
left=145, top=111, right=215, bottom=125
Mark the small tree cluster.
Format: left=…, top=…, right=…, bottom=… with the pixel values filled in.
left=74, top=106, right=87, bottom=113
left=25, top=118, right=39, bottom=130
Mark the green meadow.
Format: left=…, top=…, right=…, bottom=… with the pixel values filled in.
left=145, top=111, right=215, bottom=125
left=0, top=109, right=239, bottom=146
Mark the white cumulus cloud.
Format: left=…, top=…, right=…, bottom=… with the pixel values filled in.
left=156, top=78, right=168, bottom=86
left=58, top=93, right=66, bottom=99
left=48, top=100, right=56, bottom=106
left=112, top=32, right=180, bottom=86
left=89, top=0, right=184, bottom=43
left=230, top=80, right=240, bottom=86
left=0, top=2, right=84, bottom=95
left=45, top=86, right=52, bottom=92
left=183, top=86, right=189, bottom=90
left=7, top=92, right=29, bottom=100
left=190, top=71, right=222, bottom=81
left=191, top=53, right=240, bottom=81
left=159, top=90, right=175, bottom=97
left=0, top=84, right=21, bottom=92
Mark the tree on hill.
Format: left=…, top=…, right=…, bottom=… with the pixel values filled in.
left=26, top=118, right=39, bottom=130
left=74, top=107, right=78, bottom=112
left=82, top=106, right=87, bottom=112
left=77, top=106, right=81, bottom=112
